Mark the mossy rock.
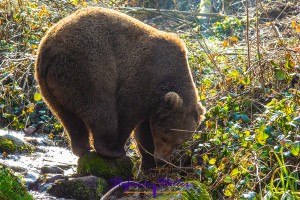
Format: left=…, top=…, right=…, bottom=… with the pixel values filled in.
left=0, top=164, right=34, bottom=200
left=0, top=134, right=35, bottom=154
left=48, top=175, right=107, bottom=200
left=77, top=152, right=133, bottom=180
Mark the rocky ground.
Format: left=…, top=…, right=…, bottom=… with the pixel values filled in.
left=0, top=130, right=77, bottom=199
left=0, top=130, right=209, bottom=200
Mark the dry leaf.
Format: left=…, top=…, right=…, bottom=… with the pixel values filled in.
left=294, top=46, right=300, bottom=51
left=292, top=20, right=297, bottom=29
left=222, top=39, right=229, bottom=48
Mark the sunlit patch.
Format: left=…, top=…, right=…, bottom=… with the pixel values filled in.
left=0, top=130, right=77, bottom=198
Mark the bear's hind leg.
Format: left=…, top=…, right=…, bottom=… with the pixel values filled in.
left=55, top=107, right=91, bottom=157
left=135, top=118, right=156, bottom=170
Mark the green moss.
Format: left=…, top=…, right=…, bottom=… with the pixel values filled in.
left=0, top=135, right=35, bottom=154
left=0, top=164, right=33, bottom=200
left=77, top=152, right=133, bottom=180
left=0, top=138, right=16, bottom=153
left=49, top=180, right=90, bottom=200
left=96, top=178, right=107, bottom=197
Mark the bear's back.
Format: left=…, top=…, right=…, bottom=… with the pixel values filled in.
left=37, top=7, right=171, bottom=76
left=36, top=7, right=188, bottom=96
left=42, top=7, right=158, bottom=52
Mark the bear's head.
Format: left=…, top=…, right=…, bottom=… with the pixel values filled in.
left=151, top=91, right=205, bottom=163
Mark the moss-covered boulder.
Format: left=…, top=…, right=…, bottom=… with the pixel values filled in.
left=77, top=152, right=133, bottom=180
left=0, top=134, right=35, bottom=154
left=48, top=175, right=107, bottom=200
left=0, top=164, right=33, bottom=200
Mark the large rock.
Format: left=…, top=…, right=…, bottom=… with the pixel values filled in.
left=48, top=175, right=107, bottom=200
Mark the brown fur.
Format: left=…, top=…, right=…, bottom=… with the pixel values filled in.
left=35, top=7, right=205, bottom=170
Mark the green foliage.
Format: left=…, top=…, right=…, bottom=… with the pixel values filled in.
left=213, top=17, right=245, bottom=40
left=183, top=181, right=212, bottom=200
left=182, top=12, right=300, bottom=198
left=197, top=91, right=300, bottom=199
left=0, top=0, right=72, bottom=134
left=0, top=165, right=33, bottom=200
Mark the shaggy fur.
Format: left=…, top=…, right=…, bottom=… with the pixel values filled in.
left=35, top=7, right=205, bottom=170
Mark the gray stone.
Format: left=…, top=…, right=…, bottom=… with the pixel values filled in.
left=41, top=165, right=64, bottom=174
left=45, top=174, right=65, bottom=183
left=48, top=175, right=107, bottom=200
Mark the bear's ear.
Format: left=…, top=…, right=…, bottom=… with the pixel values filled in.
left=163, top=92, right=183, bottom=111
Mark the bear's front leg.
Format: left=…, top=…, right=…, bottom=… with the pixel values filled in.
left=85, top=105, right=125, bottom=158
left=93, top=129, right=126, bottom=158
left=135, top=118, right=156, bottom=170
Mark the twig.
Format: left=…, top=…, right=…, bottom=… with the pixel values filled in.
left=258, top=1, right=287, bottom=53
left=22, top=62, right=33, bottom=91
left=100, top=181, right=145, bottom=200
left=245, top=0, right=251, bottom=71
left=255, top=0, right=261, bottom=67
left=253, top=151, right=263, bottom=198
left=134, top=138, right=189, bottom=174
left=0, top=73, right=13, bottom=84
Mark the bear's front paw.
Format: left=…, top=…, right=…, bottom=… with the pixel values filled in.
left=94, top=146, right=125, bottom=158
left=72, top=147, right=92, bottom=157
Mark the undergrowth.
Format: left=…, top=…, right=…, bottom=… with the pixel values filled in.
left=0, top=0, right=300, bottom=199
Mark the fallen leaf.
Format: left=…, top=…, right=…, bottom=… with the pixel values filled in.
left=292, top=21, right=297, bottom=29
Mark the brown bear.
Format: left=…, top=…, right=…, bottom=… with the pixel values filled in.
left=35, top=7, right=205, bottom=170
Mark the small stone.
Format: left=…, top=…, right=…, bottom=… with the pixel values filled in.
left=54, top=164, right=73, bottom=170
left=10, top=165, right=27, bottom=173
left=45, top=174, right=65, bottom=183
left=41, top=166, right=64, bottom=174
left=38, top=183, right=53, bottom=193
left=24, top=126, right=36, bottom=135
left=25, top=171, right=39, bottom=183
left=24, top=137, right=39, bottom=145
left=24, top=178, right=35, bottom=189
